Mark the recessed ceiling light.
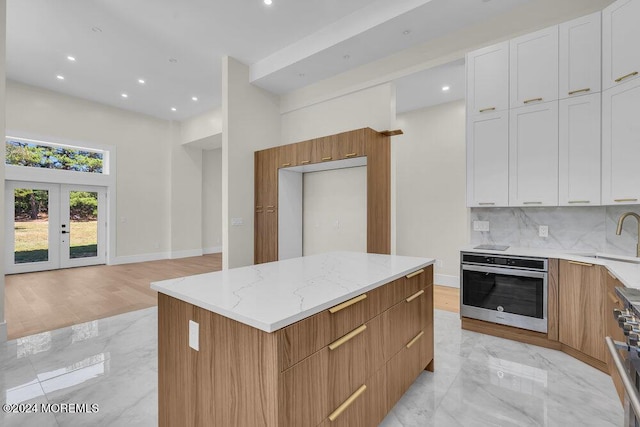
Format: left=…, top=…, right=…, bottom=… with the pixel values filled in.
left=121, top=93, right=128, bottom=98
left=56, top=75, right=65, bottom=80
left=442, top=86, right=450, bottom=92
left=92, top=27, right=102, bottom=33
left=402, top=30, right=411, bottom=35
left=192, top=96, right=198, bottom=101
left=264, top=0, right=273, bottom=5
left=138, top=79, right=145, bottom=84
left=171, top=107, right=177, bottom=112
left=67, top=56, right=76, bottom=62
left=169, top=58, right=178, bottom=63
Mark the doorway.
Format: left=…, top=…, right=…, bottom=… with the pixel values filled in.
left=5, top=181, right=107, bottom=274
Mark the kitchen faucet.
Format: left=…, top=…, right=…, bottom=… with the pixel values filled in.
left=616, top=212, right=640, bottom=258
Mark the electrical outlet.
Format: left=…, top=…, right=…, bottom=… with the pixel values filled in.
left=539, top=225, right=549, bottom=238
left=473, top=221, right=490, bottom=232
left=189, top=320, right=199, bottom=351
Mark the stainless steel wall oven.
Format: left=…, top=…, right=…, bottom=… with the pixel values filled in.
left=460, top=252, right=548, bottom=333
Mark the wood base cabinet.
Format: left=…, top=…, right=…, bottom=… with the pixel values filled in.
left=158, top=266, right=434, bottom=427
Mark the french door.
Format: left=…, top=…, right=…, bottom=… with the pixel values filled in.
left=5, top=181, right=107, bottom=274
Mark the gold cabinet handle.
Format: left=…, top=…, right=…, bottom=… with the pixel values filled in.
left=568, top=260, right=594, bottom=267
left=568, top=200, right=590, bottom=204
left=300, top=160, right=310, bottom=164
left=256, top=206, right=263, bottom=209
left=615, top=71, right=638, bottom=83
left=479, top=107, right=496, bottom=113
left=615, top=199, right=638, bottom=203
left=406, top=331, right=425, bottom=349
left=405, top=269, right=425, bottom=279
left=478, top=202, right=495, bottom=206
left=267, top=205, right=274, bottom=208
left=568, top=88, right=591, bottom=95
left=523, top=97, right=543, bottom=104
left=267, top=210, right=275, bottom=213
left=406, top=289, right=425, bottom=303
left=608, top=292, right=621, bottom=306
left=329, top=294, right=367, bottom=314
left=328, top=384, right=367, bottom=421
left=523, top=201, right=542, bottom=205
left=344, top=152, right=357, bottom=158
left=281, top=162, right=291, bottom=167
left=328, top=324, right=367, bottom=351
left=322, top=156, right=333, bottom=161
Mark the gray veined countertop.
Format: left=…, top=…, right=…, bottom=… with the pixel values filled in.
left=151, top=251, right=434, bottom=333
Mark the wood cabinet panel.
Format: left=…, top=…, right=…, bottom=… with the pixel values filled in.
left=255, top=148, right=278, bottom=264
left=295, top=139, right=313, bottom=166
left=559, top=260, right=606, bottom=362
left=336, top=128, right=365, bottom=159
left=384, top=284, right=432, bottom=360
left=277, top=144, right=297, bottom=168
left=313, top=135, right=339, bottom=162
left=605, top=269, right=625, bottom=405
left=366, top=131, right=391, bottom=254
left=387, top=265, right=433, bottom=305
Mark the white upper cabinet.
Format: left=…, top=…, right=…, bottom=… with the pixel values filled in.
left=559, top=93, right=601, bottom=206
left=603, top=0, right=640, bottom=90
left=466, top=42, right=509, bottom=116
left=466, top=111, right=509, bottom=207
left=559, top=12, right=601, bottom=99
left=602, top=78, right=640, bottom=205
left=510, top=26, right=559, bottom=108
left=509, top=102, right=559, bottom=207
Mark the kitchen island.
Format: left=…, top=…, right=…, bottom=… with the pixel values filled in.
left=151, top=251, right=434, bottom=427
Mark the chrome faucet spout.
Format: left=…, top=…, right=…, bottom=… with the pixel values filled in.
left=616, top=212, right=640, bottom=258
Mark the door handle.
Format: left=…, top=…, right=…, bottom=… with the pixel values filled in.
left=61, top=231, right=68, bottom=234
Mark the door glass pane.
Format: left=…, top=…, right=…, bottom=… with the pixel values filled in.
left=69, top=191, right=98, bottom=259
left=14, top=189, right=49, bottom=264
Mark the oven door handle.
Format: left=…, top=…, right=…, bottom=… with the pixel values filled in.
left=606, top=336, right=640, bottom=419
left=461, top=264, right=547, bottom=279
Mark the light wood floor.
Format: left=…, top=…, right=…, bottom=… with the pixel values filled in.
left=5, top=255, right=459, bottom=340
left=5, top=253, right=222, bottom=340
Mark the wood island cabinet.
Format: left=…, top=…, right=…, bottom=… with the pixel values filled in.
left=254, top=147, right=279, bottom=264
left=158, top=264, right=434, bottom=427
left=558, top=260, right=606, bottom=363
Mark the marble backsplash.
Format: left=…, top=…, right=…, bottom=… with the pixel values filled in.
left=470, top=205, right=640, bottom=257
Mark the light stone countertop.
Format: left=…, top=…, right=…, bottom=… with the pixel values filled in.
left=462, top=245, right=640, bottom=289
left=151, top=251, right=434, bottom=333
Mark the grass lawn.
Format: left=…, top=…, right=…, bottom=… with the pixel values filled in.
left=14, top=220, right=98, bottom=263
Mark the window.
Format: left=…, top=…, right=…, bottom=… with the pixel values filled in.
left=6, top=138, right=104, bottom=173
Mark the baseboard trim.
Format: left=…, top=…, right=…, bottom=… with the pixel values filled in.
left=170, top=249, right=204, bottom=259
left=110, top=252, right=170, bottom=265
left=203, top=246, right=222, bottom=255
left=0, top=321, right=7, bottom=343
left=435, top=274, right=459, bottom=288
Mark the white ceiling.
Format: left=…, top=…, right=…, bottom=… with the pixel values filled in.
left=7, top=0, right=531, bottom=121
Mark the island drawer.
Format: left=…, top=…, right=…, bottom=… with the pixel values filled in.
left=280, top=315, right=385, bottom=427
left=317, top=367, right=387, bottom=427
left=383, top=283, right=432, bottom=360
left=386, top=325, right=433, bottom=409
left=386, top=265, right=433, bottom=307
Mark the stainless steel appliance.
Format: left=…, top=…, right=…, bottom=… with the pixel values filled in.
left=609, top=287, right=640, bottom=427
left=460, top=252, right=548, bottom=333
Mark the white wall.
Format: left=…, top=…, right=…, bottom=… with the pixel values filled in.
left=5, top=80, right=174, bottom=258
left=395, top=100, right=469, bottom=287
left=180, top=107, right=222, bottom=145
left=303, top=167, right=367, bottom=256
left=222, top=57, right=281, bottom=269
left=0, top=0, right=7, bottom=342
left=202, top=148, right=222, bottom=253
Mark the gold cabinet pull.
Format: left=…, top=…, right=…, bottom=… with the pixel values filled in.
left=405, top=269, right=425, bottom=279
left=608, top=292, right=621, bottom=306
left=406, top=331, right=425, bottom=349
left=328, top=384, right=367, bottom=421
left=328, top=324, right=367, bottom=351
left=322, top=156, right=333, bottom=161
left=267, top=210, right=275, bottom=213
left=479, top=107, right=496, bottom=113
left=267, top=205, right=274, bottom=208
left=256, top=206, right=263, bottom=209
left=478, top=202, right=495, bottom=206
left=568, top=200, right=590, bottom=204
left=281, top=162, right=291, bottom=167
left=344, top=152, right=357, bottom=158
left=568, top=88, right=591, bottom=95
left=615, top=71, right=638, bottom=83
left=568, top=260, right=594, bottom=267
left=615, top=198, right=638, bottom=203
left=523, top=97, right=543, bottom=104
left=329, top=294, right=367, bottom=314
left=523, top=201, right=542, bottom=205
left=300, top=160, right=310, bottom=164
left=406, top=289, right=425, bottom=303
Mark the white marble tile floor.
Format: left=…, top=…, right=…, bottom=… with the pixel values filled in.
left=0, top=308, right=623, bottom=426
